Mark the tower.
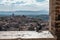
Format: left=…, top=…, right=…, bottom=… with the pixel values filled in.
left=50, top=0, right=60, bottom=40
left=12, top=13, right=14, bottom=17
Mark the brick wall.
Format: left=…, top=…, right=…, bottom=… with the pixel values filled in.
left=50, top=0, right=60, bottom=40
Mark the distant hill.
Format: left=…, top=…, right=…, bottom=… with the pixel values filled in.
left=0, top=10, right=49, bottom=15
left=26, top=15, right=49, bottom=21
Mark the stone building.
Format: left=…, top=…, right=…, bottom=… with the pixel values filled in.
left=50, top=0, right=60, bottom=40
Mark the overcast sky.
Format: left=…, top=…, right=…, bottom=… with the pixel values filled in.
left=0, top=0, right=49, bottom=12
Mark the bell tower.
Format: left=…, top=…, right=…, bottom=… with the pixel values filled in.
left=50, top=0, right=60, bottom=40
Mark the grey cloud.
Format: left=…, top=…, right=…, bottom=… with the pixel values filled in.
left=0, top=0, right=3, bottom=2
left=11, top=1, right=26, bottom=4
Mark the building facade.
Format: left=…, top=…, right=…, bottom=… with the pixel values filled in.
left=50, top=0, right=60, bottom=40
